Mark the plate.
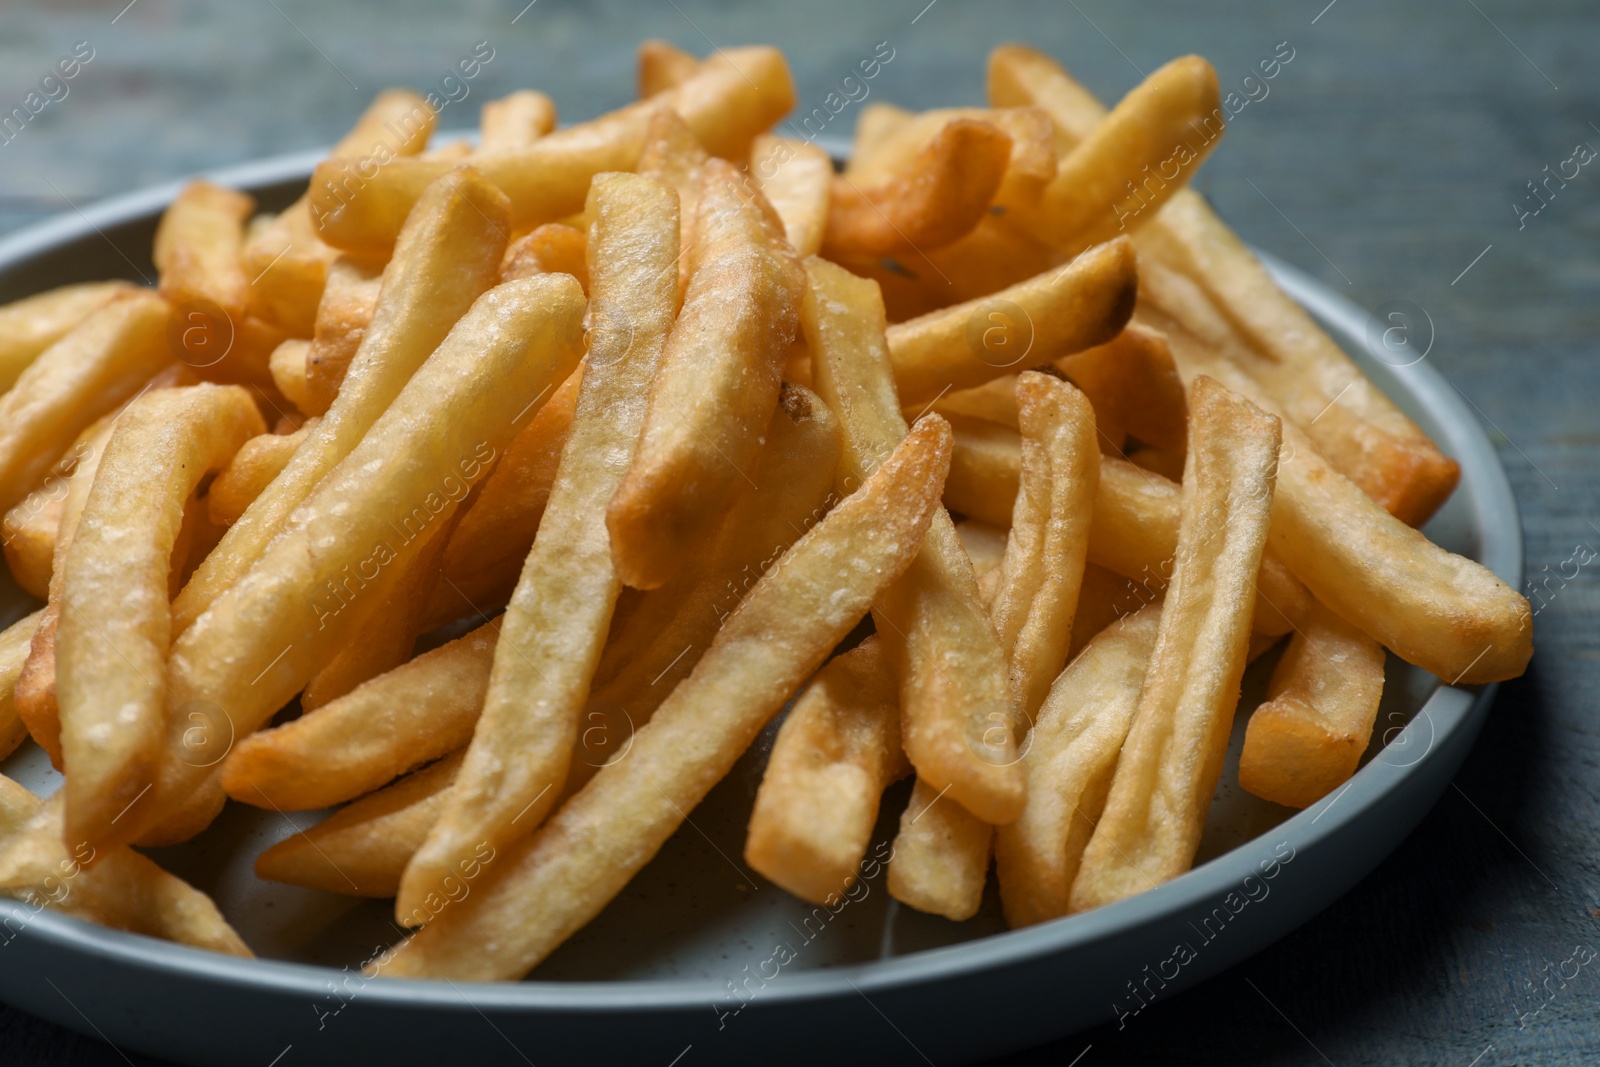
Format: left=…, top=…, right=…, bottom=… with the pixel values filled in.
left=0, top=146, right=1520, bottom=1067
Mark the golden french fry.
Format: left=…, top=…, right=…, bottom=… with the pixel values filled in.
left=500, top=224, right=589, bottom=291
left=97, top=274, right=585, bottom=851
left=0, top=781, right=250, bottom=956
left=267, top=339, right=311, bottom=412
left=637, top=39, right=699, bottom=97
left=607, top=158, right=803, bottom=590
left=57, top=385, right=263, bottom=846
left=636, top=107, right=710, bottom=307
left=172, top=167, right=512, bottom=634
left=155, top=180, right=254, bottom=324
left=823, top=118, right=1012, bottom=259
left=0, top=282, right=133, bottom=393
left=885, top=236, right=1137, bottom=407
left=1070, top=377, right=1280, bottom=911
left=301, top=254, right=384, bottom=416
left=997, top=56, right=1222, bottom=255
left=373, top=414, right=951, bottom=980
left=955, top=519, right=1009, bottom=579
left=987, top=44, right=1105, bottom=147
left=942, top=412, right=1023, bottom=527
left=927, top=374, right=1020, bottom=430
left=399, top=173, right=680, bottom=920
left=913, top=216, right=1063, bottom=307
left=428, top=366, right=582, bottom=625
left=886, top=778, right=994, bottom=920
left=310, top=49, right=795, bottom=252
left=752, top=134, right=837, bottom=258
left=256, top=752, right=465, bottom=898
left=0, top=611, right=43, bottom=760
left=745, top=637, right=907, bottom=904
left=0, top=292, right=172, bottom=514
left=225, top=622, right=494, bottom=812
left=1067, top=562, right=1137, bottom=658
left=1142, top=288, right=1533, bottom=683
left=1059, top=322, right=1188, bottom=454
left=847, top=102, right=913, bottom=167
left=803, top=255, right=1022, bottom=825
left=205, top=420, right=316, bottom=527
left=0, top=412, right=108, bottom=600
left=995, top=603, right=1162, bottom=927
left=1240, top=601, right=1386, bottom=808
left=478, top=90, right=558, bottom=152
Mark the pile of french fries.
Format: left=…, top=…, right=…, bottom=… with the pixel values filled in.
left=0, top=41, right=1531, bottom=978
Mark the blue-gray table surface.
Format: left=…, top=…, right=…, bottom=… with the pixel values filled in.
left=0, top=1, right=1596, bottom=1064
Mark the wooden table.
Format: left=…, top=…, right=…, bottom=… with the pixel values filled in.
left=1, top=1, right=1594, bottom=1063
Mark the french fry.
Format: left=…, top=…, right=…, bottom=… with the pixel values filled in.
left=172, top=167, right=512, bottom=634
left=95, top=274, right=585, bottom=852
left=56, top=385, right=262, bottom=846
left=301, top=254, right=385, bottom=416
left=372, top=414, right=951, bottom=980
left=399, top=173, right=680, bottom=920
left=607, top=158, right=803, bottom=590
left=636, top=107, right=710, bottom=307
left=428, top=367, right=582, bottom=625
left=1239, top=601, right=1386, bottom=808
left=886, top=778, right=995, bottom=920
left=955, top=519, right=1009, bottom=579
left=847, top=102, right=913, bottom=168
left=751, top=134, right=833, bottom=257
left=256, top=752, right=465, bottom=898
left=943, top=413, right=1023, bottom=526
left=995, top=603, right=1162, bottom=926
left=266, top=338, right=311, bottom=412
left=745, top=637, right=908, bottom=904
left=1070, top=377, right=1281, bottom=912
left=845, top=107, right=1057, bottom=199
left=205, top=420, right=317, bottom=527
left=0, top=611, right=43, bottom=760
left=0, top=292, right=172, bottom=514
left=927, top=374, right=1020, bottom=430
left=225, top=623, right=495, bottom=811
left=0, top=413, right=108, bottom=600
left=155, top=180, right=254, bottom=324
left=637, top=39, right=699, bottom=98
left=1141, top=284, right=1533, bottom=683
left=310, top=49, right=795, bottom=252
left=1068, top=563, right=1136, bottom=658
left=913, top=216, right=1062, bottom=307
left=243, top=89, right=435, bottom=336
left=803, top=256, right=1022, bottom=826
left=885, top=236, right=1137, bottom=407
left=478, top=90, right=558, bottom=152
left=1059, top=322, right=1188, bottom=454
left=500, top=224, right=589, bottom=292
left=823, top=118, right=1012, bottom=259
left=987, top=44, right=1106, bottom=148
left=0, top=282, right=133, bottom=393
left=0, top=780, right=251, bottom=956
left=996, top=56, right=1222, bottom=256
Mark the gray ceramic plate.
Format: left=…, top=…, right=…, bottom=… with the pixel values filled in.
left=0, top=146, right=1520, bottom=1067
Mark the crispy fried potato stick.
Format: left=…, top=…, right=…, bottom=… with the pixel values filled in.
left=0, top=292, right=172, bottom=514
left=1068, top=563, right=1137, bottom=658
left=637, top=108, right=710, bottom=306
left=172, top=167, right=511, bottom=634
left=998, top=56, right=1222, bottom=255
left=225, top=622, right=495, bottom=811
left=803, top=256, right=1022, bottom=825
left=256, top=752, right=465, bottom=899
left=0, top=411, right=116, bottom=600
left=608, top=158, right=803, bottom=590
left=990, top=45, right=1458, bottom=525
left=886, top=778, right=995, bottom=920
left=478, top=90, right=558, bottom=152
left=1070, top=378, right=1280, bottom=911
left=956, top=519, right=1009, bottom=579
left=372, top=415, right=951, bottom=981
left=845, top=107, right=1057, bottom=203
left=500, top=224, right=589, bottom=291
left=0, top=611, right=43, bottom=760
left=155, top=181, right=254, bottom=323
left=302, top=254, right=384, bottom=415
left=1060, top=322, right=1188, bottom=454
left=752, top=134, right=833, bottom=257
left=995, top=603, right=1161, bottom=927
left=823, top=118, right=1012, bottom=259
left=399, top=174, right=680, bottom=920
left=205, top=420, right=317, bottom=527
left=0, top=282, right=133, bottom=393
left=848, top=102, right=913, bottom=166
left=428, top=366, right=582, bottom=626
left=1240, top=601, right=1386, bottom=808
left=57, top=385, right=263, bottom=846
left=913, top=217, right=1063, bottom=307
left=310, top=49, right=794, bottom=252
left=745, top=637, right=908, bottom=904
left=885, top=237, right=1137, bottom=407
left=1141, top=287, right=1533, bottom=683
left=267, top=339, right=312, bottom=413
left=0, top=780, right=251, bottom=956
left=637, top=39, right=699, bottom=97
left=942, top=413, right=1023, bottom=526
left=97, top=275, right=585, bottom=851
left=244, top=89, right=434, bottom=335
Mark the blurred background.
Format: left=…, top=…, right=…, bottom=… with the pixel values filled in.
left=1, top=1, right=1597, bottom=1064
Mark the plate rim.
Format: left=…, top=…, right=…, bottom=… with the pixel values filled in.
left=0, top=143, right=1521, bottom=1010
